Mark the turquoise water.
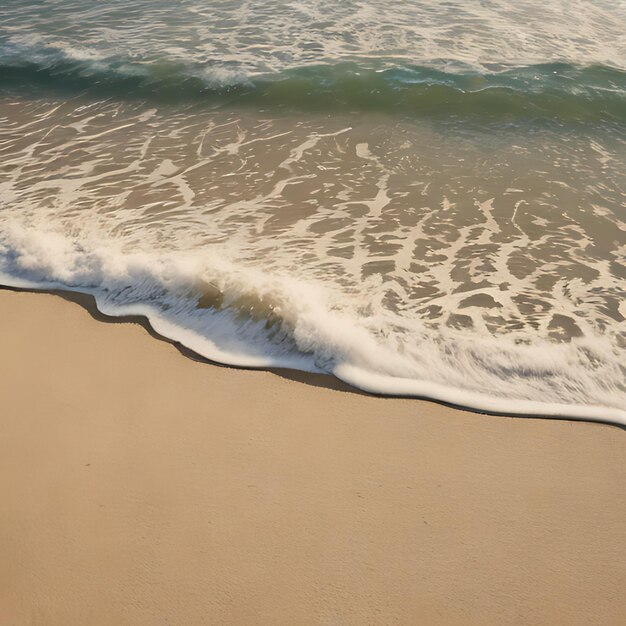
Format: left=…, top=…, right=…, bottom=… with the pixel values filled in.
left=1, top=58, right=625, bottom=122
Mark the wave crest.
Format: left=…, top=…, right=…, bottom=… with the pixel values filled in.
left=1, top=43, right=624, bottom=122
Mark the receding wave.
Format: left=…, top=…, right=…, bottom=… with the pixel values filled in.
left=1, top=52, right=625, bottom=122
left=0, top=224, right=624, bottom=426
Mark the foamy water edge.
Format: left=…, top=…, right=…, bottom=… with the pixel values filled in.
left=2, top=274, right=624, bottom=428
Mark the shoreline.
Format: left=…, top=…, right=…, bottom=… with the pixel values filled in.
left=1, top=285, right=623, bottom=429
left=1, top=288, right=625, bottom=624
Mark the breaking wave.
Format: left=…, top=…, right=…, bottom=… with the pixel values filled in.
left=1, top=223, right=624, bottom=425
left=1, top=45, right=625, bottom=122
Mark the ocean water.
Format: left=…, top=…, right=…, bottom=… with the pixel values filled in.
left=0, top=1, right=624, bottom=423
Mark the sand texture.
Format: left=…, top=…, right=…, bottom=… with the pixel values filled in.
left=1, top=289, right=625, bottom=625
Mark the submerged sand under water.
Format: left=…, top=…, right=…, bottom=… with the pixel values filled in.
left=0, top=93, right=624, bottom=419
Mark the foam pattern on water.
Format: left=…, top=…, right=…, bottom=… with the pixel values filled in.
left=0, top=96, right=624, bottom=423
left=1, top=0, right=625, bottom=74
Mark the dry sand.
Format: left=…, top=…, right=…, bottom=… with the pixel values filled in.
left=0, top=289, right=625, bottom=625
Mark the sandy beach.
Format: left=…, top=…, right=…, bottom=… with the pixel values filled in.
left=0, top=288, right=625, bottom=625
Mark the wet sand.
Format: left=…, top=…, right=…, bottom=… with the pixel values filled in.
left=1, top=289, right=625, bottom=625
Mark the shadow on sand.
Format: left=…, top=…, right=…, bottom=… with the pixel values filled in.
left=1, top=284, right=623, bottom=431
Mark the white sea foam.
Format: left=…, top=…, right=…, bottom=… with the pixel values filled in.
left=1, top=1, right=625, bottom=77
left=0, top=220, right=624, bottom=426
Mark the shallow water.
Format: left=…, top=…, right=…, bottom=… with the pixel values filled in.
left=1, top=1, right=625, bottom=421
